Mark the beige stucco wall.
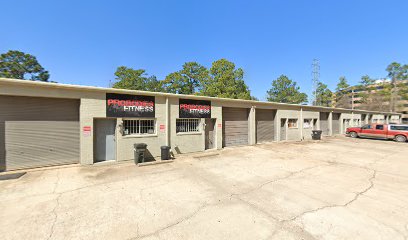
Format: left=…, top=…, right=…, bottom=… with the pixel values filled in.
left=341, top=113, right=353, bottom=120
left=352, top=114, right=362, bottom=126
left=339, top=113, right=361, bottom=133
left=80, top=95, right=169, bottom=164
left=372, top=114, right=386, bottom=123
left=212, top=101, right=223, bottom=150
left=276, top=109, right=301, bottom=141
left=169, top=97, right=204, bottom=154
left=0, top=79, right=402, bottom=168
left=82, top=95, right=224, bottom=163
left=80, top=96, right=106, bottom=164
left=302, top=110, right=319, bottom=140
left=390, top=115, right=401, bottom=123
left=168, top=97, right=224, bottom=155
left=115, top=96, right=167, bottom=161
left=341, top=113, right=352, bottom=133
left=80, top=94, right=229, bottom=162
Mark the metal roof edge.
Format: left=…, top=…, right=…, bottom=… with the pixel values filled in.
left=0, top=78, right=401, bottom=115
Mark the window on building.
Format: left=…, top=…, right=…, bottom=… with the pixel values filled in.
left=123, top=119, right=155, bottom=135
left=176, top=119, right=200, bottom=133
left=303, top=119, right=312, bottom=129
left=288, top=119, right=298, bottom=128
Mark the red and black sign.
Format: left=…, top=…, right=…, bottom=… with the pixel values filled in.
left=106, top=93, right=155, bottom=117
left=179, top=99, right=211, bottom=118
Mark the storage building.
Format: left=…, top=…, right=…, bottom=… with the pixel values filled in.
left=0, top=78, right=401, bottom=171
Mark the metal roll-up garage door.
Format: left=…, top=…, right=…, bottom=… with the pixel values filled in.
left=320, top=112, right=329, bottom=136
left=256, top=109, right=276, bottom=143
left=0, top=95, right=79, bottom=171
left=223, top=107, right=249, bottom=147
left=332, top=113, right=340, bottom=134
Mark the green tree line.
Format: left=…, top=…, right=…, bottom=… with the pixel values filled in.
left=0, top=50, right=49, bottom=81
left=113, top=59, right=254, bottom=100
left=112, top=58, right=309, bottom=103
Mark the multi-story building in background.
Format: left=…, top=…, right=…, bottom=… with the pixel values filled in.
left=334, top=79, right=408, bottom=123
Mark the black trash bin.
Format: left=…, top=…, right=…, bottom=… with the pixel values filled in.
left=134, top=143, right=147, bottom=164
left=311, top=130, right=323, bottom=140
left=160, top=146, right=171, bottom=160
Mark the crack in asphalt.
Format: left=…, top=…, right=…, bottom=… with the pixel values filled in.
left=405, top=224, right=408, bottom=240
left=283, top=169, right=377, bottom=223
left=128, top=201, right=211, bottom=240
left=47, top=170, right=61, bottom=240
left=135, top=223, right=140, bottom=239
left=47, top=193, right=62, bottom=240
left=130, top=162, right=328, bottom=240
left=2, top=167, right=179, bottom=201
left=128, top=145, right=408, bottom=240
left=300, top=145, right=408, bottom=239
left=230, top=143, right=408, bottom=239
left=227, top=163, right=336, bottom=240
left=44, top=171, right=184, bottom=240
left=230, top=163, right=332, bottom=198
left=276, top=149, right=408, bottom=240
left=9, top=138, right=406, bottom=240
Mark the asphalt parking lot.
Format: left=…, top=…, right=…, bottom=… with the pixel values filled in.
left=1, top=136, right=408, bottom=240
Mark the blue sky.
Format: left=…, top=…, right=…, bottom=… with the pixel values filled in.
left=1, top=0, right=407, bottom=101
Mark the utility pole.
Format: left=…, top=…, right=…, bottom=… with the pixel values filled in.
left=351, top=87, right=355, bottom=110
left=312, top=59, right=320, bottom=106
left=390, top=77, right=396, bottom=112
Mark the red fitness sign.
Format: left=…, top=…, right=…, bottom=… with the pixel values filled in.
left=106, top=93, right=155, bottom=117
left=179, top=99, right=211, bottom=118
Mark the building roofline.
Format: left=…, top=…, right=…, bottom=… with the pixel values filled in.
left=0, top=78, right=400, bottom=115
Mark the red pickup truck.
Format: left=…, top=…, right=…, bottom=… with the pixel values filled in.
left=346, top=123, right=408, bottom=142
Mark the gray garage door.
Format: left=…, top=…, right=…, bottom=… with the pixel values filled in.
left=223, top=107, right=249, bottom=147
left=332, top=113, right=340, bottom=134
left=0, top=95, right=79, bottom=171
left=256, top=109, right=276, bottom=143
left=280, top=119, right=287, bottom=141
left=320, top=112, right=329, bottom=136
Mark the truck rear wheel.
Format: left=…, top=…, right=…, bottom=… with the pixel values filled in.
left=350, top=132, right=358, bottom=138
left=395, top=135, right=407, bottom=143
